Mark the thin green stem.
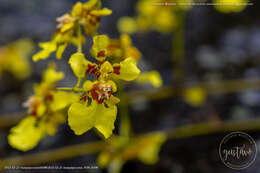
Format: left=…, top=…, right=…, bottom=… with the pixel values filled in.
left=2, top=78, right=260, bottom=129
left=118, top=82, right=131, bottom=139
left=172, top=10, right=186, bottom=90
left=56, top=87, right=84, bottom=92
left=77, top=25, right=82, bottom=53
left=75, top=78, right=82, bottom=88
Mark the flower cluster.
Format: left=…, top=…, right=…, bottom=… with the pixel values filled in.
left=8, top=0, right=162, bottom=155
left=8, top=65, right=79, bottom=151
left=33, top=0, right=112, bottom=61
left=0, top=39, right=34, bottom=79
left=68, top=34, right=141, bottom=138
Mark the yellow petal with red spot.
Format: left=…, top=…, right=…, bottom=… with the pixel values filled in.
left=91, top=35, right=109, bottom=61
left=113, top=57, right=140, bottom=81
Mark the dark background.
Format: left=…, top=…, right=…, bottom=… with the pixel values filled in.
left=1, top=0, right=260, bottom=172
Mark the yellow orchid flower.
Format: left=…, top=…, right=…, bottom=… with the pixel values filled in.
left=68, top=35, right=141, bottom=83
left=8, top=65, right=79, bottom=151
left=0, top=39, right=34, bottom=79
left=33, top=0, right=112, bottom=62
left=72, top=0, right=112, bottom=35
left=111, top=57, right=141, bottom=81
left=67, top=34, right=141, bottom=138
left=97, top=132, right=167, bottom=173
left=214, top=0, right=248, bottom=13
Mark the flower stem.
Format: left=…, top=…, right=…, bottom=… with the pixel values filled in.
left=77, top=25, right=82, bottom=53
left=172, top=10, right=186, bottom=91
left=75, top=78, right=82, bottom=88
left=56, top=87, right=84, bottom=92
left=118, top=82, right=131, bottom=139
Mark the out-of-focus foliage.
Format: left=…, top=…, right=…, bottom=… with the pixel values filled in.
left=118, top=0, right=249, bottom=34
left=97, top=132, right=167, bottom=173
left=0, top=39, right=34, bottom=79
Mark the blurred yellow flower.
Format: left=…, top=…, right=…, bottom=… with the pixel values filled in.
left=107, top=34, right=141, bottom=63
left=97, top=132, right=167, bottom=173
left=183, top=87, right=207, bottom=107
left=136, top=71, right=163, bottom=88
left=8, top=64, right=79, bottom=151
left=0, top=39, right=34, bottom=79
left=117, top=17, right=138, bottom=34
left=8, top=116, right=45, bottom=152
left=214, top=0, right=248, bottom=13
left=118, top=0, right=176, bottom=34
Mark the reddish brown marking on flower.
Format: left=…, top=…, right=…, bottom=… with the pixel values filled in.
left=45, top=94, right=54, bottom=101
left=98, top=60, right=105, bottom=65
left=80, top=95, right=87, bottom=102
left=31, top=110, right=37, bottom=117
left=113, top=66, right=120, bottom=75
left=89, top=18, right=97, bottom=25
left=90, top=82, right=113, bottom=104
left=96, top=17, right=101, bottom=22
left=86, top=64, right=101, bottom=78
left=97, top=50, right=106, bottom=58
